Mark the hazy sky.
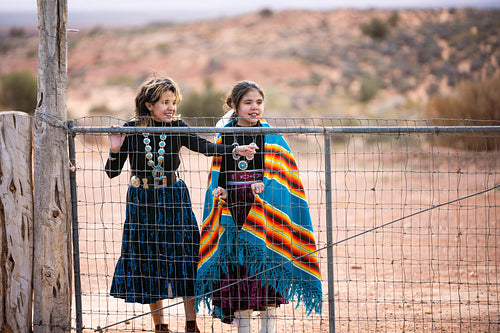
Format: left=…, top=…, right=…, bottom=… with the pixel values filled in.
left=1, top=0, right=498, bottom=27
left=3, top=0, right=499, bottom=12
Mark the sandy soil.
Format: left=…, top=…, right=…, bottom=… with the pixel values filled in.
left=71, top=132, right=500, bottom=332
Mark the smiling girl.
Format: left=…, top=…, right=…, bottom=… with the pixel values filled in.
left=105, top=77, right=257, bottom=333
left=196, top=81, right=323, bottom=333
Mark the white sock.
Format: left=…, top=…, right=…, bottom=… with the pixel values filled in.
left=258, top=307, right=276, bottom=333
left=235, top=309, right=253, bottom=333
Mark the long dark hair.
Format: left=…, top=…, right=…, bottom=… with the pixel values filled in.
left=225, top=80, right=264, bottom=119
left=135, top=77, right=181, bottom=126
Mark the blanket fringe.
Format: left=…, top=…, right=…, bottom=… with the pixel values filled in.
left=195, top=228, right=322, bottom=319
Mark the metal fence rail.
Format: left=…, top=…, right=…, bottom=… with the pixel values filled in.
left=68, top=117, right=500, bottom=332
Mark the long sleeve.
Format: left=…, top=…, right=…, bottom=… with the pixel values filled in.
left=178, top=120, right=233, bottom=156
left=104, top=138, right=129, bottom=179
left=104, top=121, right=134, bottom=179
left=182, top=133, right=233, bottom=156
left=104, top=119, right=234, bottom=180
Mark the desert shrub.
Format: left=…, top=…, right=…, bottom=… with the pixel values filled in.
left=9, top=27, right=26, bottom=38
left=156, top=42, right=171, bottom=54
left=259, top=8, right=274, bottom=18
left=0, top=70, right=37, bottom=113
left=417, top=36, right=441, bottom=63
left=295, top=44, right=331, bottom=66
left=358, top=77, right=379, bottom=102
left=469, top=56, right=484, bottom=72
left=360, top=18, right=390, bottom=40
left=426, top=83, right=439, bottom=96
left=387, top=11, right=399, bottom=27
left=178, top=78, right=225, bottom=126
left=86, top=27, right=103, bottom=38
left=309, top=72, right=323, bottom=86
left=26, top=48, right=37, bottom=58
left=89, top=104, right=114, bottom=116
left=205, top=56, right=224, bottom=74
left=106, top=74, right=137, bottom=87
left=425, top=75, right=500, bottom=150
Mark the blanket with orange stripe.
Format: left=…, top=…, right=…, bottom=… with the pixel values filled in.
left=195, top=119, right=322, bottom=318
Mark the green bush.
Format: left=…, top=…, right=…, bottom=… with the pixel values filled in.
left=0, top=70, right=37, bottom=113
left=387, top=11, right=399, bottom=27
left=106, top=74, right=137, bottom=88
left=360, top=18, right=390, bottom=40
left=9, top=27, right=26, bottom=38
left=359, top=77, right=379, bottom=102
left=156, top=42, right=171, bottom=54
left=89, top=104, right=114, bottom=115
left=259, top=8, right=274, bottom=18
left=178, top=78, right=225, bottom=126
left=425, top=75, right=500, bottom=150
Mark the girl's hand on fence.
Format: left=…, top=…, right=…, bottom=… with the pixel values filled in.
left=213, top=186, right=228, bottom=200
left=108, top=125, right=125, bottom=153
left=235, top=144, right=259, bottom=159
left=251, top=182, right=265, bottom=195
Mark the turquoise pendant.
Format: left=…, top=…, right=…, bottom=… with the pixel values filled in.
left=238, top=160, right=248, bottom=170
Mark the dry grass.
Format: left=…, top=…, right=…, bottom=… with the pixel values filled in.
left=425, top=75, right=500, bottom=151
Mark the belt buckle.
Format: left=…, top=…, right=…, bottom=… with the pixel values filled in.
left=153, top=177, right=161, bottom=189
left=153, top=176, right=168, bottom=189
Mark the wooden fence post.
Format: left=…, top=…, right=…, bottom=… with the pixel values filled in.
left=33, top=0, right=72, bottom=332
left=0, top=111, right=34, bottom=333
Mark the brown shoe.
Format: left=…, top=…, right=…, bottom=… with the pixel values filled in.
left=155, top=323, right=172, bottom=333
left=185, top=320, right=200, bottom=332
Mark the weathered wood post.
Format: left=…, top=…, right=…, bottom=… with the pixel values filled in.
left=33, top=0, right=72, bottom=332
left=0, top=111, right=34, bottom=333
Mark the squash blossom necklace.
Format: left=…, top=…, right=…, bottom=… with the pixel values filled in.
left=143, top=132, right=167, bottom=180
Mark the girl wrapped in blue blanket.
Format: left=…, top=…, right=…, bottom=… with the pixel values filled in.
left=196, top=81, right=322, bottom=333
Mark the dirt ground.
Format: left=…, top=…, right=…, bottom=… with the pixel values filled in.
left=72, top=132, right=500, bottom=332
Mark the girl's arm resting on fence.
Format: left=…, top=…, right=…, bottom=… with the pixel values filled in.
left=178, top=120, right=257, bottom=157
left=183, top=132, right=257, bottom=158
left=183, top=132, right=232, bottom=156
left=104, top=150, right=127, bottom=178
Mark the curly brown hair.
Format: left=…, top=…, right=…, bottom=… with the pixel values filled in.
left=135, top=77, right=182, bottom=126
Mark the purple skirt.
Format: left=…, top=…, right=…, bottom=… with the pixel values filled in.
left=226, top=171, right=262, bottom=229
left=212, top=171, right=288, bottom=323
left=211, top=263, right=287, bottom=323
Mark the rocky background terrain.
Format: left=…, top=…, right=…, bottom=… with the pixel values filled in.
left=1, top=8, right=499, bottom=120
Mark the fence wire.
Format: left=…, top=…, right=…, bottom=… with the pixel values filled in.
left=68, top=117, right=500, bottom=332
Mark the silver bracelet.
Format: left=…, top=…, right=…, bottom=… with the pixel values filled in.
left=232, top=146, right=239, bottom=160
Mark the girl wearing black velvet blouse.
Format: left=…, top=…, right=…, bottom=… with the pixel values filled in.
left=104, top=77, right=257, bottom=333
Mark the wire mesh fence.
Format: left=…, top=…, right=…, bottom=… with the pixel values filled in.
left=68, top=117, right=500, bottom=332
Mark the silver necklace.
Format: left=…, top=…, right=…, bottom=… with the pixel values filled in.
left=232, top=135, right=257, bottom=170
left=143, top=132, right=167, bottom=180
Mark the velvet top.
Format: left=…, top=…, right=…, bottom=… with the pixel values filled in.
left=217, top=122, right=265, bottom=189
left=105, top=119, right=235, bottom=179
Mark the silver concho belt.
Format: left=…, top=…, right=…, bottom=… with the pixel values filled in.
left=130, top=174, right=176, bottom=189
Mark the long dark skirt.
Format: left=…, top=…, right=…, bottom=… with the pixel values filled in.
left=110, top=179, right=200, bottom=304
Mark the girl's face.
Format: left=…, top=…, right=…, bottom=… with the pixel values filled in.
left=234, top=89, right=264, bottom=127
left=146, top=90, right=177, bottom=123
